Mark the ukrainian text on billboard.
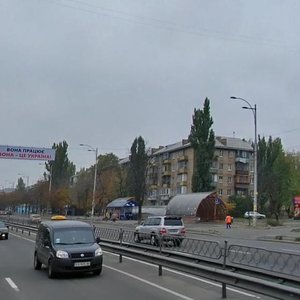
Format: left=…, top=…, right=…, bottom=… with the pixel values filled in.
left=0, top=145, right=56, bottom=161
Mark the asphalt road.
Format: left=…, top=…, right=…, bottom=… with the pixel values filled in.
left=0, top=231, right=275, bottom=300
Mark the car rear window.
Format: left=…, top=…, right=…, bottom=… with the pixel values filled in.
left=164, top=218, right=183, bottom=226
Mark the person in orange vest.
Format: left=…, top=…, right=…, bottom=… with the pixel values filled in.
left=225, top=215, right=233, bottom=229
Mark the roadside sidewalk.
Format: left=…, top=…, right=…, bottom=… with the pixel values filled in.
left=74, top=215, right=300, bottom=244
left=185, top=219, right=300, bottom=243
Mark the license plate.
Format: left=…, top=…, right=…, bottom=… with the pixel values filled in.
left=74, top=261, right=91, bottom=267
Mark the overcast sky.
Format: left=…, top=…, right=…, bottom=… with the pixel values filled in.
left=1, top=0, right=300, bottom=188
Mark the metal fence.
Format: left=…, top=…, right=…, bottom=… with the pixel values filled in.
left=94, top=226, right=300, bottom=280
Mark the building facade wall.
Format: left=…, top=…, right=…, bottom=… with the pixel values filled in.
left=145, top=137, right=254, bottom=205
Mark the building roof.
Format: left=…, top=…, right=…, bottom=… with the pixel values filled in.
left=119, top=136, right=253, bottom=164
left=166, top=192, right=213, bottom=216
left=152, top=139, right=190, bottom=156
left=106, top=197, right=137, bottom=208
left=216, top=136, right=253, bottom=151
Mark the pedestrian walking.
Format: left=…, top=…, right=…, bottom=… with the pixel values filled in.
left=225, top=215, right=233, bottom=229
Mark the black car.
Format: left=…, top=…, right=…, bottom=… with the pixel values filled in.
left=34, top=220, right=103, bottom=278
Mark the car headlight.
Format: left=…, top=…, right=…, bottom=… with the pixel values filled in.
left=95, top=247, right=103, bottom=256
left=56, top=250, right=69, bottom=259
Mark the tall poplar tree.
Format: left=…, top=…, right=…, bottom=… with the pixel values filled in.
left=46, top=140, right=75, bottom=189
left=258, top=136, right=293, bottom=220
left=189, top=98, right=215, bottom=192
left=128, top=136, right=148, bottom=221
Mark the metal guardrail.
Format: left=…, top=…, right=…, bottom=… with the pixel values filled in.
left=4, top=220, right=300, bottom=299
left=100, top=241, right=300, bottom=300
left=95, top=227, right=300, bottom=280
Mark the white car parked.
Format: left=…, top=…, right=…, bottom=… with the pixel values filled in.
left=134, top=216, right=186, bottom=247
left=244, top=211, right=266, bottom=219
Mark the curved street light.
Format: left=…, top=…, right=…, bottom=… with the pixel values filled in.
left=79, top=144, right=98, bottom=220
left=230, top=96, right=258, bottom=226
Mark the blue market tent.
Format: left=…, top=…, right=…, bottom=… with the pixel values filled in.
left=105, top=197, right=138, bottom=220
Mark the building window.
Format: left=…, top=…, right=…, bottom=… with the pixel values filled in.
left=177, top=173, right=187, bottom=182
left=178, top=160, right=187, bottom=169
left=228, top=164, right=232, bottom=171
left=219, top=163, right=223, bottom=170
left=218, top=176, right=223, bottom=183
left=227, top=189, right=231, bottom=196
left=212, top=174, right=218, bottom=183
left=228, top=176, right=232, bottom=183
left=219, top=150, right=223, bottom=157
left=218, top=189, right=223, bottom=195
left=160, top=188, right=171, bottom=195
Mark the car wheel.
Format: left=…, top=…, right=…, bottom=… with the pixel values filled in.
left=134, top=232, right=141, bottom=243
left=150, top=235, right=159, bottom=246
left=5, top=234, right=8, bottom=240
left=48, top=259, right=56, bottom=279
left=34, top=252, right=42, bottom=270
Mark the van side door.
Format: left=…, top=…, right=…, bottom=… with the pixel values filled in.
left=39, top=227, right=51, bottom=265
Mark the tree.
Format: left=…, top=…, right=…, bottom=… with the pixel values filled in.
left=285, top=152, right=300, bottom=216
left=45, top=140, right=75, bottom=212
left=257, top=136, right=293, bottom=220
left=15, top=177, right=26, bottom=192
left=229, top=195, right=253, bottom=218
left=189, top=98, right=215, bottom=192
left=128, top=136, right=148, bottom=221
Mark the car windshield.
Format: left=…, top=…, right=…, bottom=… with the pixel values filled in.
left=53, top=228, right=94, bottom=245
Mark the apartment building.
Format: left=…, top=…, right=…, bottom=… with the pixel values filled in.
left=145, top=136, right=254, bottom=205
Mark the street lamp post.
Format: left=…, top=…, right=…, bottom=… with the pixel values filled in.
left=80, top=144, right=98, bottom=221
left=230, top=96, right=258, bottom=226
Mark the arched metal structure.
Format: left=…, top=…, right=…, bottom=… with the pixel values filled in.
left=166, top=192, right=226, bottom=221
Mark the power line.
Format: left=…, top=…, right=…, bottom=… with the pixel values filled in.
left=40, top=0, right=299, bottom=51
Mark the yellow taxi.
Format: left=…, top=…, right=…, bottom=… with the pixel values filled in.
left=51, top=215, right=66, bottom=221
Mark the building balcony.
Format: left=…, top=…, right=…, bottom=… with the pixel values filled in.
left=235, top=178, right=250, bottom=185
left=178, top=155, right=188, bottom=162
left=235, top=157, right=249, bottom=164
left=162, top=170, right=171, bottom=176
left=150, top=184, right=158, bottom=189
left=179, top=181, right=187, bottom=186
left=147, top=196, right=158, bottom=201
left=162, top=183, right=171, bottom=188
left=163, top=159, right=171, bottom=164
left=236, top=169, right=249, bottom=176
left=160, top=195, right=170, bottom=201
left=210, top=167, right=218, bottom=173
left=177, top=167, right=188, bottom=174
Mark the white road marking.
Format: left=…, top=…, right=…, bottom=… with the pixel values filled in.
left=10, top=232, right=35, bottom=243
left=105, top=252, right=260, bottom=299
left=104, top=264, right=194, bottom=300
left=5, top=278, right=19, bottom=292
